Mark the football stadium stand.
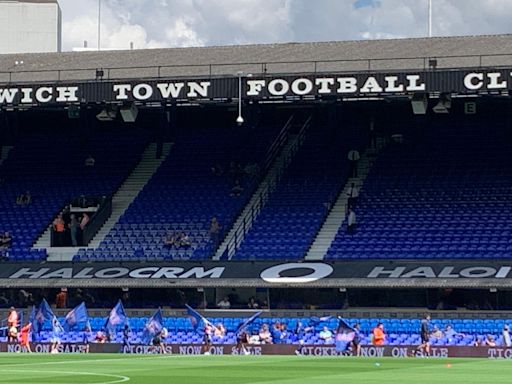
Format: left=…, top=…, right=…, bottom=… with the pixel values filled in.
left=326, top=113, right=512, bottom=260
left=74, top=118, right=286, bottom=262
left=0, top=126, right=149, bottom=261
left=4, top=315, right=511, bottom=347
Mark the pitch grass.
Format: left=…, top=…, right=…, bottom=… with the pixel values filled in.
left=0, top=354, right=511, bottom=384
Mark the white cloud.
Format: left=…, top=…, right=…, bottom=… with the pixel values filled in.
left=165, top=18, right=206, bottom=47
left=58, top=0, right=512, bottom=52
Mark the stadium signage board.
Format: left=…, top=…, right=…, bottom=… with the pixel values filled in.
left=2, top=343, right=512, bottom=358
left=1, top=69, right=512, bottom=105
left=2, top=262, right=512, bottom=282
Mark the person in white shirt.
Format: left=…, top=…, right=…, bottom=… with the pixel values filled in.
left=502, top=325, right=511, bottom=347
left=347, top=208, right=356, bottom=235
left=319, top=326, right=333, bottom=343
left=217, top=297, right=231, bottom=309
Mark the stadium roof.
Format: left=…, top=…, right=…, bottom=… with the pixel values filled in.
left=1, top=34, right=512, bottom=83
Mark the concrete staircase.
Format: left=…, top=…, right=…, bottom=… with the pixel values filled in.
left=36, top=142, right=173, bottom=261
left=0, top=146, right=13, bottom=166
left=305, top=149, right=377, bottom=260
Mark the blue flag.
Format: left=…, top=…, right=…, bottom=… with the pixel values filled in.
left=30, top=299, right=55, bottom=338
left=142, top=308, right=164, bottom=344
left=185, top=304, right=213, bottom=332
left=335, top=318, right=355, bottom=352
left=64, top=302, right=88, bottom=331
left=236, top=311, right=262, bottom=335
left=105, top=300, right=128, bottom=331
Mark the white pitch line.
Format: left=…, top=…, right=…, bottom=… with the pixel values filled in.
left=0, top=354, right=173, bottom=368
left=0, top=368, right=130, bottom=384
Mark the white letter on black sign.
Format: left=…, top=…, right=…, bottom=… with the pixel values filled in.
left=487, top=73, right=507, bottom=89
left=133, top=84, right=153, bottom=100
left=384, top=76, right=404, bottom=92
left=187, top=82, right=210, bottom=97
left=56, top=87, right=79, bottom=102
left=246, top=80, right=266, bottom=96
left=337, top=77, right=357, bottom=93
left=114, top=84, right=132, bottom=100
left=464, top=73, right=484, bottom=90
left=20, top=88, right=33, bottom=103
left=268, top=79, right=289, bottom=96
left=406, top=75, right=426, bottom=91
left=179, top=267, right=225, bottom=279
left=260, top=263, right=333, bottom=283
left=157, top=83, right=185, bottom=99
left=360, top=77, right=383, bottom=93
left=291, top=78, right=313, bottom=96
left=0, top=88, right=18, bottom=103
left=35, top=87, right=53, bottom=103
left=315, top=78, right=335, bottom=94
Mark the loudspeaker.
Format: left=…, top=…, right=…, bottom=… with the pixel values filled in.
left=411, top=93, right=428, bottom=115
left=120, top=104, right=138, bottom=123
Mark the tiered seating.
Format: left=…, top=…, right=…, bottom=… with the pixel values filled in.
left=233, top=123, right=367, bottom=260
left=0, top=127, right=149, bottom=261
left=6, top=315, right=511, bottom=346
left=327, top=119, right=512, bottom=260
left=77, top=123, right=283, bottom=261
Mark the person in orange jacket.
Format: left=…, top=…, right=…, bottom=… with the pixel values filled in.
left=19, top=323, right=32, bottom=353
left=372, top=322, right=386, bottom=346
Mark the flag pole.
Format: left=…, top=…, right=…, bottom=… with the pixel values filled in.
left=428, top=0, right=432, bottom=37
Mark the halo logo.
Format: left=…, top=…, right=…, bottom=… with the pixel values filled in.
left=260, top=263, right=334, bottom=284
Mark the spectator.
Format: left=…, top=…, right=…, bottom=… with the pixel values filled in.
left=80, top=213, right=90, bottom=230
left=7, top=307, right=18, bottom=328
left=16, top=191, right=32, bottom=206
left=55, top=289, right=67, bottom=309
left=444, top=324, right=464, bottom=343
left=258, top=324, right=272, bottom=344
left=0, top=231, right=12, bottom=252
left=372, top=322, right=386, bottom=345
left=247, top=297, right=259, bottom=309
left=230, top=179, right=244, bottom=197
left=53, top=214, right=66, bottom=246
left=431, top=325, right=443, bottom=339
left=95, top=331, right=106, bottom=343
left=485, top=335, right=497, bottom=347
left=69, top=214, right=79, bottom=246
left=346, top=182, right=359, bottom=209
left=209, top=217, right=221, bottom=245
left=319, top=326, right=334, bottom=344
left=502, top=325, right=511, bottom=347
left=85, top=154, right=95, bottom=167
left=179, top=232, right=191, bottom=248
left=217, top=296, right=231, bottom=309
left=164, top=232, right=177, bottom=248
left=214, top=323, right=226, bottom=337
left=271, top=322, right=286, bottom=344
left=347, top=149, right=360, bottom=177
left=347, top=208, right=356, bottom=235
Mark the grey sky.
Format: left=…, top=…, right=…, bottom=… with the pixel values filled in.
left=58, top=0, right=512, bottom=51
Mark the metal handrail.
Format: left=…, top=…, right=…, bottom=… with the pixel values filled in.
left=222, top=116, right=312, bottom=260
left=1, top=52, right=512, bottom=83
